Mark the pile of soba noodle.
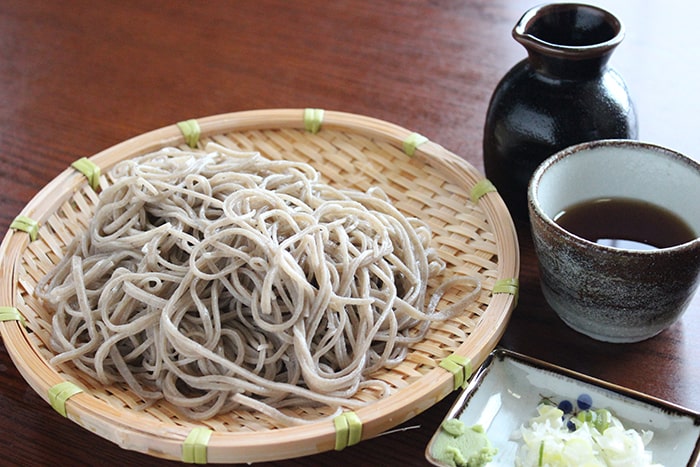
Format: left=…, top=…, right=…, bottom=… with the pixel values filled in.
left=37, top=143, right=480, bottom=423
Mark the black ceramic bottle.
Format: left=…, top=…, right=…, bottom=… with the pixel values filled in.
left=483, top=3, right=638, bottom=221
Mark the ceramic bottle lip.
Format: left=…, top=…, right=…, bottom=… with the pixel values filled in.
left=513, top=3, right=624, bottom=61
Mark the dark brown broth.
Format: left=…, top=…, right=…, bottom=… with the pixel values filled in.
left=553, top=197, right=696, bottom=250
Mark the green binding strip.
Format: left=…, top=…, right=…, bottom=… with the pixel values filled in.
left=0, top=306, right=25, bottom=326
left=304, top=108, right=324, bottom=134
left=182, top=427, right=213, bottom=464
left=439, top=354, right=472, bottom=390
left=333, top=411, right=362, bottom=451
left=470, top=179, right=497, bottom=204
left=71, top=157, right=101, bottom=190
left=177, top=119, right=201, bottom=148
left=493, top=278, right=519, bottom=306
left=10, top=215, right=39, bottom=242
left=48, top=381, right=83, bottom=417
left=402, top=132, right=429, bottom=156
left=493, top=278, right=519, bottom=295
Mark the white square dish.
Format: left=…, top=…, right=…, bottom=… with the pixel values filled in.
left=425, top=348, right=700, bottom=466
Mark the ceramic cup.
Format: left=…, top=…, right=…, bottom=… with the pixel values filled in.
left=528, top=140, right=700, bottom=343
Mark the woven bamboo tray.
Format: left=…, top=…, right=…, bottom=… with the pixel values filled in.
left=0, top=109, right=519, bottom=463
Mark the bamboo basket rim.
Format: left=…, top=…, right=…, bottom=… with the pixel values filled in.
left=0, top=108, right=519, bottom=463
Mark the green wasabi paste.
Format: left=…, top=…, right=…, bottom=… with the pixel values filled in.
left=431, top=418, right=497, bottom=467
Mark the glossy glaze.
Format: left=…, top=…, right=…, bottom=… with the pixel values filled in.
left=484, top=3, right=637, bottom=220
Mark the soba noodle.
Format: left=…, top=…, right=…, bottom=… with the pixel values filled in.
left=36, top=143, right=480, bottom=422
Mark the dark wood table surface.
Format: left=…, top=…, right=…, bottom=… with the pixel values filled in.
left=1, top=1, right=698, bottom=465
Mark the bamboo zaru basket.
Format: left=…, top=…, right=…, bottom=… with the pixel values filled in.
left=0, top=109, right=519, bottom=463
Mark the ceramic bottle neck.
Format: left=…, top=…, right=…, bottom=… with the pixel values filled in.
left=524, top=50, right=614, bottom=80
left=513, top=3, right=623, bottom=80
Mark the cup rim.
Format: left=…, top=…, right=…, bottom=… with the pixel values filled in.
left=527, top=139, right=700, bottom=254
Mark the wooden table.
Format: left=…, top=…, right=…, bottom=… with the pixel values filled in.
left=1, top=1, right=698, bottom=465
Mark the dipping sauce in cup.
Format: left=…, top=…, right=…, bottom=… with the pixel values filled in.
left=528, top=140, right=700, bottom=343
left=554, top=197, right=696, bottom=251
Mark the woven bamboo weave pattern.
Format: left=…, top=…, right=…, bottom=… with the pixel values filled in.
left=1, top=110, right=518, bottom=462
